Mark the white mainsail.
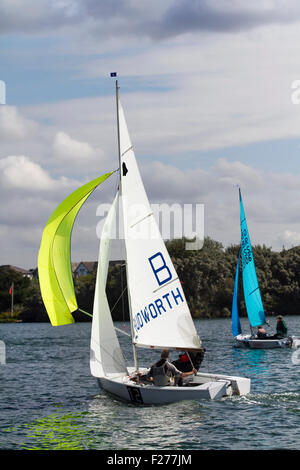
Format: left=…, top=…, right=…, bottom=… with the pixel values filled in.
left=118, top=95, right=201, bottom=351
left=90, top=193, right=128, bottom=377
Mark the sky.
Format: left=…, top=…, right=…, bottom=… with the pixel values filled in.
left=1, top=0, right=300, bottom=269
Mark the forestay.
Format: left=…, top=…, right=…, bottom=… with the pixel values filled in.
left=239, top=189, right=265, bottom=327
left=118, top=96, right=201, bottom=350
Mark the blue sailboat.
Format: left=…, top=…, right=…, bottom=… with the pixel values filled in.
left=232, top=189, right=298, bottom=349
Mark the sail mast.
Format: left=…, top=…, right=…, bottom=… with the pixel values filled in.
left=114, top=76, right=139, bottom=374
left=115, top=79, right=121, bottom=182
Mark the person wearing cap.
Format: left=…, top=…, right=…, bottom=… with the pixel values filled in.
left=275, top=315, right=288, bottom=338
left=146, top=350, right=197, bottom=386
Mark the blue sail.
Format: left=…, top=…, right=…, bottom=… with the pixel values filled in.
left=239, top=189, right=265, bottom=327
left=232, top=252, right=242, bottom=337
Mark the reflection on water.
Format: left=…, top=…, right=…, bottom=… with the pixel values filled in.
left=6, top=412, right=93, bottom=450
left=231, top=348, right=270, bottom=380
left=87, top=393, right=207, bottom=450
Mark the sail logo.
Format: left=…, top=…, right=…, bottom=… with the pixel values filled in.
left=149, top=252, right=172, bottom=286
left=132, top=252, right=186, bottom=333
left=133, top=286, right=185, bottom=332
left=0, top=80, right=6, bottom=104
left=241, top=228, right=252, bottom=269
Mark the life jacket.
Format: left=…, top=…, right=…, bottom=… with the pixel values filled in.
left=151, top=362, right=173, bottom=386
left=179, top=353, right=189, bottom=363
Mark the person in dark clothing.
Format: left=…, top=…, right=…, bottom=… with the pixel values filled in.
left=172, top=349, right=205, bottom=373
left=274, top=315, right=288, bottom=338
left=256, top=325, right=267, bottom=339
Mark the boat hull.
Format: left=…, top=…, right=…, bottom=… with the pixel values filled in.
left=96, top=368, right=251, bottom=405
left=234, top=334, right=300, bottom=349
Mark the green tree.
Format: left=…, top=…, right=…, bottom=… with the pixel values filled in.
left=0, top=266, right=31, bottom=314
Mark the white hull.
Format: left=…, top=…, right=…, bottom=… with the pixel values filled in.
left=234, top=334, right=300, bottom=349
left=96, top=367, right=250, bottom=405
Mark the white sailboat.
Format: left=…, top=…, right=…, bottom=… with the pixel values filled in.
left=89, top=79, right=250, bottom=404
left=38, top=78, right=250, bottom=405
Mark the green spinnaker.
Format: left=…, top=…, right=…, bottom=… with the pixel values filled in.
left=38, top=172, right=114, bottom=326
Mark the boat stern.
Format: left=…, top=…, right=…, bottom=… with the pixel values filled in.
left=291, top=336, right=300, bottom=349
left=195, top=372, right=251, bottom=397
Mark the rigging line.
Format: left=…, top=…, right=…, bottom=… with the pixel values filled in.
left=114, top=326, right=131, bottom=338
left=110, top=284, right=128, bottom=314
left=186, top=351, right=195, bottom=371
left=114, top=169, right=120, bottom=194
left=78, top=308, right=130, bottom=338
left=78, top=308, right=92, bottom=317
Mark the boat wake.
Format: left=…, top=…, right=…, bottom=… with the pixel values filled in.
left=233, top=391, right=300, bottom=408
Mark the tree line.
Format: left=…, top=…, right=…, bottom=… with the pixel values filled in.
left=1, top=237, right=300, bottom=323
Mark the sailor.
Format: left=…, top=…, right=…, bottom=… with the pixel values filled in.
left=274, top=315, right=288, bottom=338
left=256, top=325, right=267, bottom=339
left=146, top=350, right=197, bottom=386
left=172, top=349, right=205, bottom=373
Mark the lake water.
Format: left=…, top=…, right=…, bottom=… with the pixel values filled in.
left=0, top=316, right=299, bottom=451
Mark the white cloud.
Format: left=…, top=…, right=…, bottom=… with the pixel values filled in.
left=0, top=155, right=55, bottom=190
left=214, top=158, right=264, bottom=189
left=0, top=106, right=37, bottom=140
left=9, top=21, right=300, bottom=166
left=0, top=151, right=118, bottom=268
left=2, top=0, right=300, bottom=38
left=53, top=131, right=95, bottom=161
left=1, top=154, right=300, bottom=269
left=0, top=155, right=82, bottom=191
left=281, top=230, right=300, bottom=246
left=3, top=1, right=300, bottom=269
left=140, top=158, right=300, bottom=252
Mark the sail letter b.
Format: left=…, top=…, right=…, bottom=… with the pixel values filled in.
left=149, top=252, right=172, bottom=286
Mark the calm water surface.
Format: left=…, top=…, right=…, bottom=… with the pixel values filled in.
left=0, top=316, right=299, bottom=450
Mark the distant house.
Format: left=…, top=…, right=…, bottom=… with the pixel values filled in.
left=71, top=260, right=124, bottom=278
left=71, top=261, right=98, bottom=278
left=1, top=261, right=125, bottom=281
left=1, top=265, right=35, bottom=280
